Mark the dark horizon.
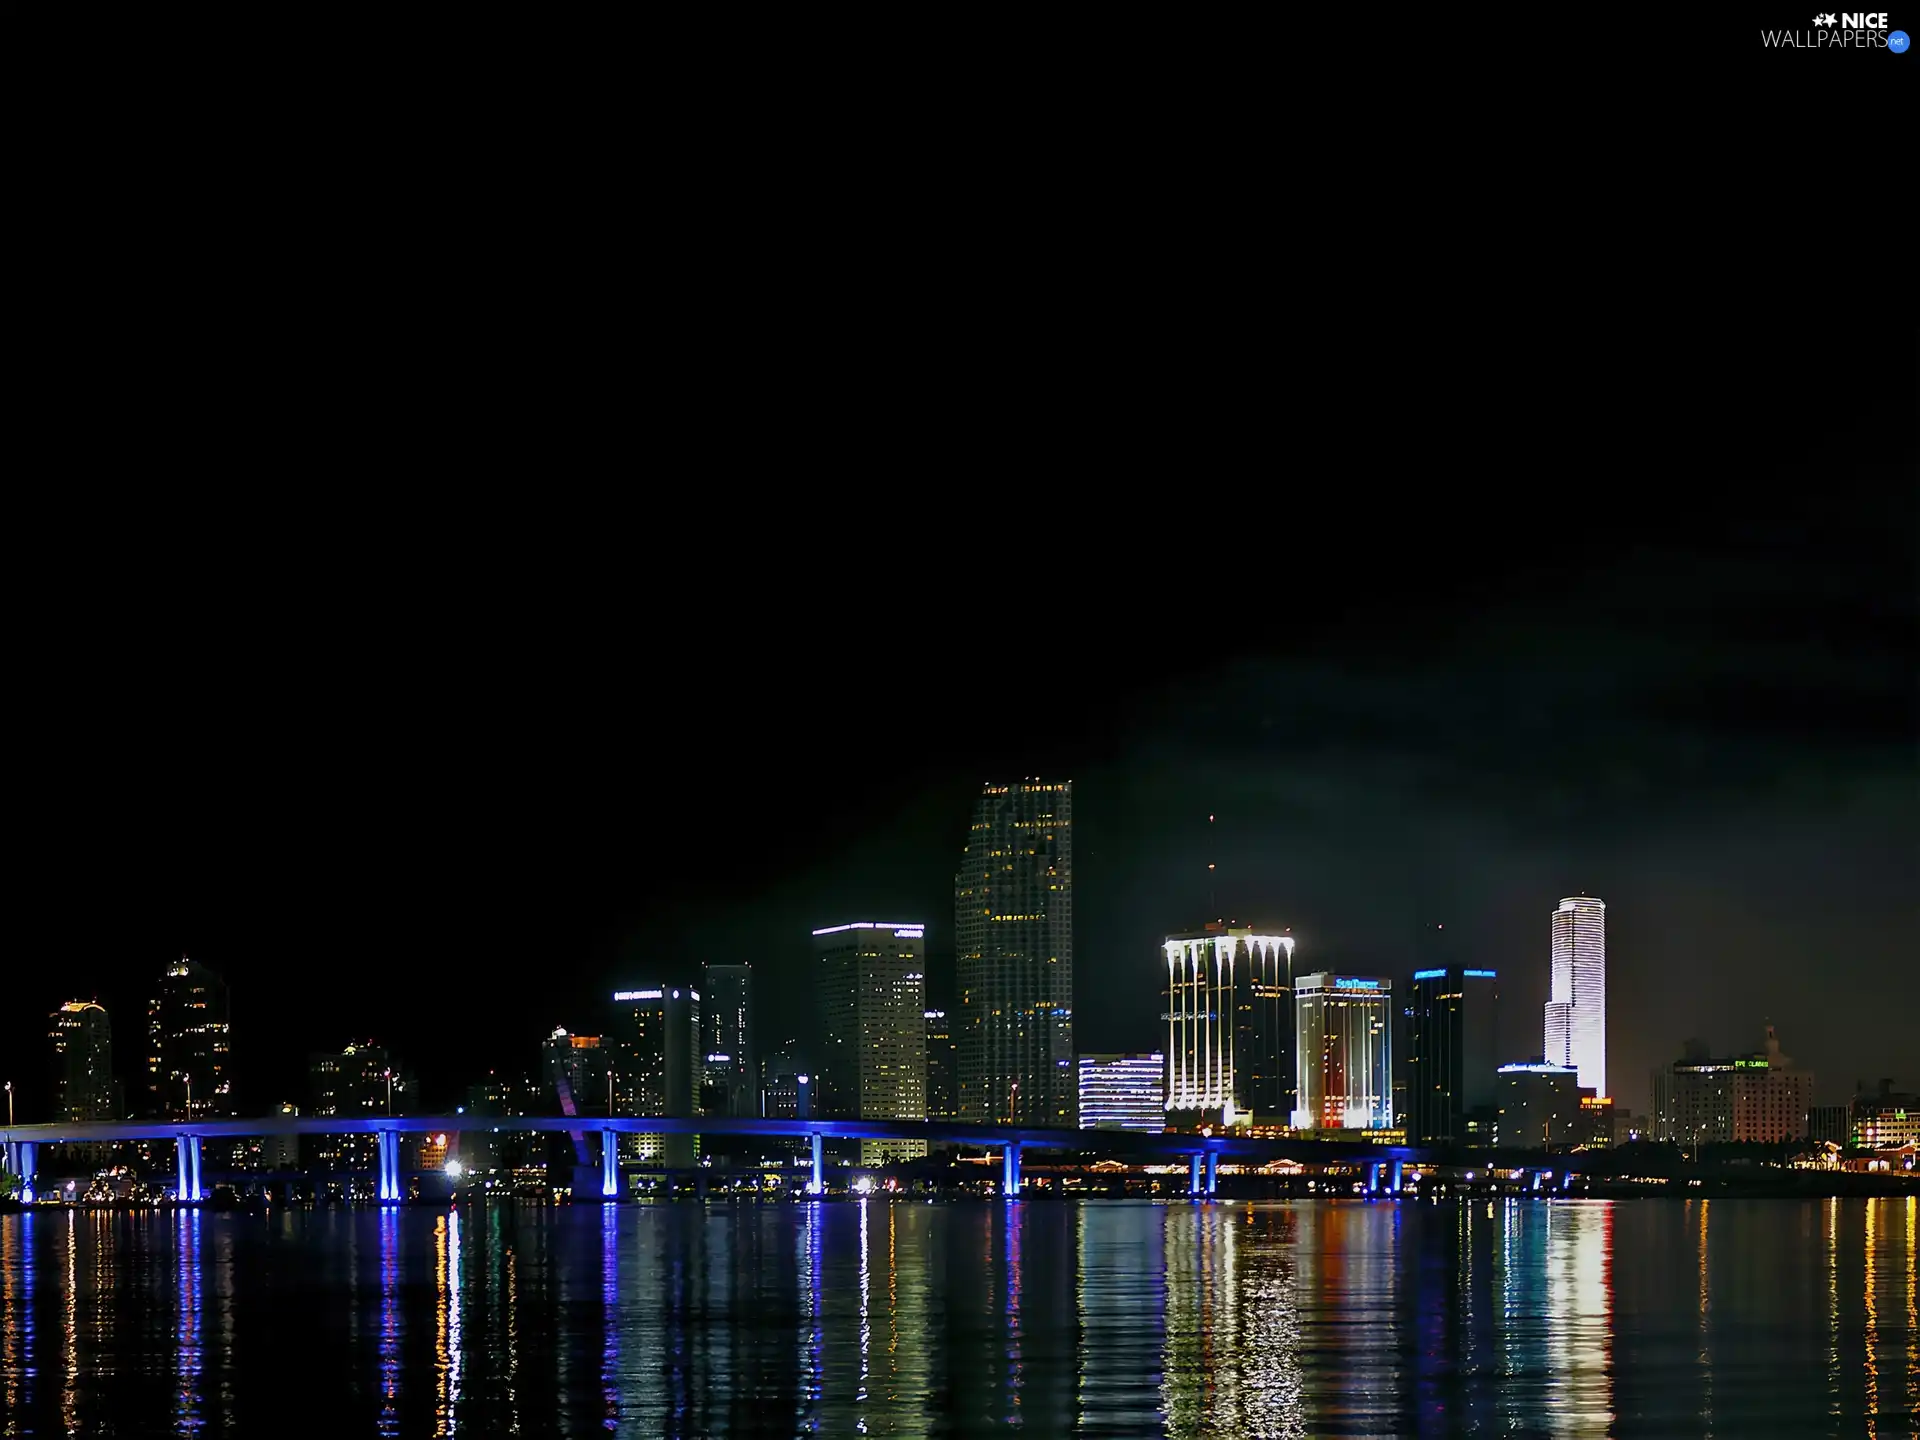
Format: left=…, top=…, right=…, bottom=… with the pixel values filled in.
left=7, top=316, right=1914, bottom=1124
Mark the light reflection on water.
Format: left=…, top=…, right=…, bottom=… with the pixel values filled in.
left=0, top=1197, right=1914, bottom=1437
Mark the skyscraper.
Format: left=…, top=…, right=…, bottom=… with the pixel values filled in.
left=924, top=1009, right=956, bottom=1119
left=308, top=1041, right=408, bottom=1171
left=814, top=922, right=928, bottom=1163
left=1292, top=973, right=1394, bottom=1131
left=1544, top=896, right=1607, bottom=1098
left=612, top=985, right=701, bottom=1165
left=1077, top=1054, right=1166, bottom=1131
left=49, top=1001, right=115, bottom=1123
left=699, top=962, right=755, bottom=1117
left=147, top=955, right=232, bottom=1119
left=955, top=780, right=1074, bottom=1127
left=1406, top=967, right=1499, bottom=1145
left=1162, top=926, right=1294, bottom=1124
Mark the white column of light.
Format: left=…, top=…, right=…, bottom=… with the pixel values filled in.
left=1165, top=943, right=1179, bottom=1111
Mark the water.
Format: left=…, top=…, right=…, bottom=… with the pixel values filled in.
left=1, top=1197, right=1915, bottom=1437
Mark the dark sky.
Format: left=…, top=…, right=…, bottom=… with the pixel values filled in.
left=7, top=308, right=1913, bottom=1122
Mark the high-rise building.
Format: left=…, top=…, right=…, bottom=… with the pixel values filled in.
left=309, top=1041, right=408, bottom=1171
left=613, top=985, right=701, bottom=1163
left=1292, top=973, right=1394, bottom=1131
left=955, top=780, right=1074, bottom=1127
left=1851, top=1081, right=1918, bottom=1149
left=1544, top=896, right=1606, bottom=1098
left=542, top=1027, right=613, bottom=1115
left=1077, top=1053, right=1166, bottom=1131
left=1651, top=1029, right=1814, bottom=1145
left=924, top=1010, right=956, bottom=1119
left=699, top=962, right=755, bottom=1117
left=146, top=955, right=232, bottom=1119
left=1496, top=1062, right=1582, bottom=1146
left=814, top=922, right=928, bottom=1163
left=760, top=1044, right=812, bottom=1121
left=49, top=1001, right=115, bottom=1123
left=1406, top=967, right=1499, bottom=1145
left=1162, top=926, right=1294, bottom=1125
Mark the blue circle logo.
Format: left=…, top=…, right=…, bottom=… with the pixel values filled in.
left=1891, top=29, right=1911, bottom=51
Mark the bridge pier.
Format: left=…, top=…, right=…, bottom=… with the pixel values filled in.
left=174, top=1135, right=201, bottom=1203
left=1391, top=1160, right=1404, bottom=1195
left=14, top=1142, right=37, bottom=1203
left=1189, top=1154, right=1202, bottom=1196
left=1205, top=1150, right=1218, bottom=1196
left=2, top=1141, right=15, bottom=1192
left=377, top=1130, right=401, bottom=1202
left=602, top=1130, right=620, bottom=1199
left=810, top=1134, right=823, bottom=1195
left=1002, top=1144, right=1021, bottom=1198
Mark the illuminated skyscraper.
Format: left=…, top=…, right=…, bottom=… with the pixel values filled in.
left=1544, top=896, right=1606, bottom=1098
left=924, top=1009, right=956, bottom=1119
left=1292, top=973, right=1394, bottom=1131
left=1162, top=926, right=1294, bottom=1124
left=146, top=955, right=232, bottom=1119
left=699, top=962, right=755, bottom=1117
left=1406, top=967, right=1499, bottom=1145
left=954, top=780, right=1074, bottom=1127
left=1077, top=1053, right=1165, bottom=1131
left=814, top=922, right=928, bottom=1163
left=613, top=985, right=701, bottom=1165
left=309, top=1040, right=410, bottom=1170
left=49, top=1001, right=115, bottom=1123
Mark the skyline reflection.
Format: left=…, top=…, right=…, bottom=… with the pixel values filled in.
left=0, top=1198, right=1913, bottom=1437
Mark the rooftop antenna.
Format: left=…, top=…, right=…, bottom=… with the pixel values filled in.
left=1208, top=813, right=1216, bottom=919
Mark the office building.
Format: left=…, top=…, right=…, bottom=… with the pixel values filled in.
left=1496, top=1062, right=1583, bottom=1146
left=1161, top=925, right=1294, bottom=1125
left=1406, top=967, right=1499, bottom=1145
left=464, top=1072, right=543, bottom=1172
left=613, top=985, right=701, bottom=1164
left=1806, top=1104, right=1851, bottom=1147
left=1078, top=1053, right=1165, bottom=1132
left=814, top=922, right=928, bottom=1164
left=760, top=1045, right=812, bottom=1121
left=1292, top=973, right=1394, bottom=1132
left=700, top=962, right=755, bottom=1117
left=542, top=1027, right=614, bottom=1115
left=146, top=955, right=232, bottom=1119
left=924, top=1010, right=956, bottom=1119
left=1543, top=896, right=1606, bottom=1098
left=49, top=1000, right=115, bottom=1123
left=264, top=1102, right=300, bottom=1172
left=955, top=780, right=1074, bottom=1127
left=1851, top=1081, right=1918, bottom=1149
left=1651, top=1029, right=1814, bottom=1145
left=309, top=1041, right=408, bottom=1171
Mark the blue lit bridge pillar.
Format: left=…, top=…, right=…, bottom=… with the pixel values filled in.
left=377, top=1130, right=401, bottom=1202
left=16, top=1142, right=37, bottom=1203
left=601, top=1130, right=620, bottom=1199
left=1205, top=1150, right=1218, bottom=1197
left=1391, top=1160, right=1404, bottom=1195
left=174, top=1135, right=201, bottom=1203
left=1532, top=1170, right=1545, bottom=1194
left=1368, top=1162, right=1382, bottom=1197
left=1189, top=1154, right=1202, bottom=1197
left=2, top=1141, right=17, bottom=1192
left=1002, top=1144, right=1021, bottom=1197
left=810, top=1134, right=823, bottom=1195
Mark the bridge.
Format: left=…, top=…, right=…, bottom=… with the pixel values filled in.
left=1, top=1114, right=1453, bottom=1204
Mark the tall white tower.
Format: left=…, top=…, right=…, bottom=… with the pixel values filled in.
left=1544, top=895, right=1606, bottom=1098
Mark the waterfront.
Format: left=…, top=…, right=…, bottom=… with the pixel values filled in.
left=1, top=1198, right=1915, bottom=1437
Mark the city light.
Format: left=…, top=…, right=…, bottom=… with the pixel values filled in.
left=445, top=1160, right=464, bottom=1179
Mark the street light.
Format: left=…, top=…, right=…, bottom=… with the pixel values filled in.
left=185, top=1074, right=193, bottom=1120
left=4, top=1080, right=12, bottom=1129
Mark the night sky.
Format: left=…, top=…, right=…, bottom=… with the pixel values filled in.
left=7, top=313, right=1913, bottom=1123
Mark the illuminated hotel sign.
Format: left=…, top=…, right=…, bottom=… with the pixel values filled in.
left=1413, top=969, right=1445, bottom=980
left=612, top=989, right=663, bottom=1001
left=1335, top=978, right=1381, bottom=990
left=1464, top=969, right=1497, bottom=978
